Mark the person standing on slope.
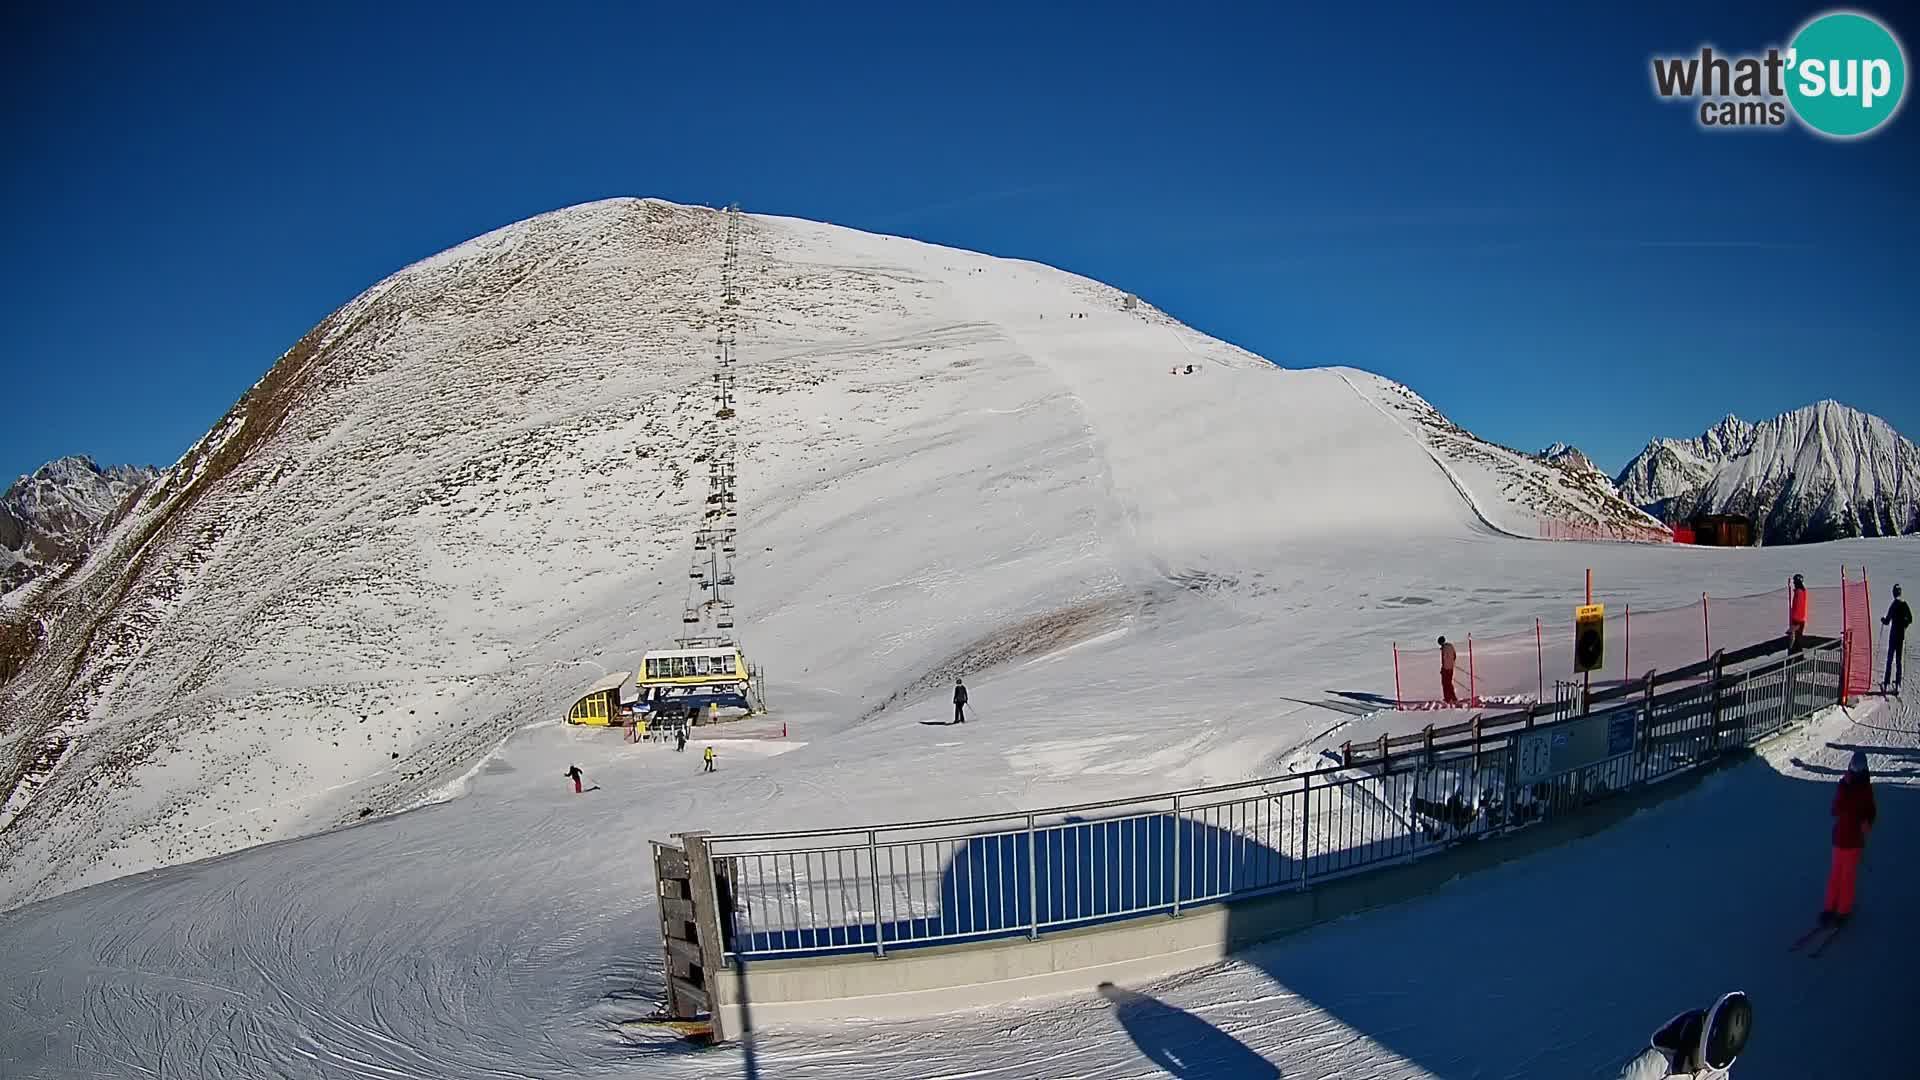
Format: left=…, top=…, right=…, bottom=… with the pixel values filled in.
left=1882, top=584, right=1911, bottom=691
left=566, top=765, right=584, bottom=794
left=1787, top=574, right=1809, bottom=653
left=703, top=745, right=716, bottom=773
left=676, top=724, right=689, bottom=753
left=953, top=677, right=969, bottom=724
left=1438, top=637, right=1459, bottom=705
left=1821, top=750, right=1876, bottom=926
left=1616, top=991, right=1751, bottom=1079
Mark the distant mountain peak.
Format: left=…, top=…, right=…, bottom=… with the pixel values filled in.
left=1538, top=442, right=1602, bottom=475
left=2, top=456, right=160, bottom=598
left=1615, top=401, right=1919, bottom=544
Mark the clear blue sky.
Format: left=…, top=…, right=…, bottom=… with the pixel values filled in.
left=3, top=1, right=1914, bottom=484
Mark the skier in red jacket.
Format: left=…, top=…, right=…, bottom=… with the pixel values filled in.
left=1821, top=750, right=1876, bottom=926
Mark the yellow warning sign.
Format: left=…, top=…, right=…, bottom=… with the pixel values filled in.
left=1575, top=604, right=1606, bottom=673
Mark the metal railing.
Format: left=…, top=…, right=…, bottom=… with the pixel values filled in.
left=688, top=640, right=1843, bottom=962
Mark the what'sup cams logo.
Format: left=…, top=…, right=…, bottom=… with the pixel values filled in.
left=1652, top=9, right=1906, bottom=137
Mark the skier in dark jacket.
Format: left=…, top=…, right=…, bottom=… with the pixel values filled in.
left=953, top=678, right=969, bottom=724
left=1821, top=750, right=1876, bottom=926
left=1883, top=584, right=1911, bottom=690
left=566, top=765, right=584, bottom=795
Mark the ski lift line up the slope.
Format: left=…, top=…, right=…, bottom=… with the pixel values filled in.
left=663, top=205, right=759, bottom=713
left=563, top=204, right=764, bottom=727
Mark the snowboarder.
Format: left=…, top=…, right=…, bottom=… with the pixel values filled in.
left=1615, top=991, right=1751, bottom=1079
left=1882, top=584, right=1911, bottom=691
left=1821, top=750, right=1876, bottom=926
left=1438, top=637, right=1459, bottom=705
left=703, top=745, right=716, bottom=773
left=953, top=677, right=969, bottom=724
left=566, top=765, right=584, bottom=794
left=1787, top=574, right=1809, bottom=653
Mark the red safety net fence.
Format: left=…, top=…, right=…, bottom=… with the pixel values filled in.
left=1391, top=568, right=1875, bottom=710
left=1842, top=567, right=1874, bottom=700
left=1536, top=519, right=1674, bottom=544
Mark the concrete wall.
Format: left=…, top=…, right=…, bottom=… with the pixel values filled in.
left=712, top=750, right=1751, bottom=1035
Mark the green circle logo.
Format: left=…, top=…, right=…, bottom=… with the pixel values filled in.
left=1786, top=11, right=1907, bottom=137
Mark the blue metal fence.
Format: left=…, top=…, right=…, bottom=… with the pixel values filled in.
left=690, top=640, right=1842, bottom=961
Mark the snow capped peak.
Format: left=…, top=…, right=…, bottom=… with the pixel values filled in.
left=1537, top=442, right=1602, bottom=475
left=1617, top=401, right=1919, bottom=543
left=1699, top=414, right=1757, bottom=457
left=2, top=455, right=159, bottom=598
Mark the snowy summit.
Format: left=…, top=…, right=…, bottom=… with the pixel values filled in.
left=0, top=455, right=156, bottom=602
left=1618, top=402, right=1920, bottom=544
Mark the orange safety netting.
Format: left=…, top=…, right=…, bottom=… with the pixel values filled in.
left=1536, top=519, right=1674, bottom=544
left=1392, top=572, right=1873, bottom=710
left=1842, top=569, right=1874, bottom=699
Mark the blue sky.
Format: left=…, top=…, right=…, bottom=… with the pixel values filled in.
left=2, top=1, right=1914, bottom=484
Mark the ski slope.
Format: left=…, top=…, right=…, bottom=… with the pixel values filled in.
left=0, top=647, right=1912, bottom=1078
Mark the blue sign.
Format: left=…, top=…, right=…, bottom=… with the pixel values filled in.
left=1607, top=711, right=1638, bottom=756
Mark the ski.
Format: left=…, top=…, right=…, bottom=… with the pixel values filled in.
left=1808, top=922, right=1847, bottom=958
left=1788, top=924, right=1830, bottom=952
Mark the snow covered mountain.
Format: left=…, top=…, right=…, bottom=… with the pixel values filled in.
left=0, top=198, right=1662, bottom=909
left=1538, top=442, right=1599, bottom=475
left=1, top=456, right=157, bottom=600
left=1363, top=390, right=1667, bottom=540
left=1617, top=403, right=1920, bottom=544
left=1615, top=415, right=1756, bottom=514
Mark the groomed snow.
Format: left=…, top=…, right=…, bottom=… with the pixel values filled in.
left=0, top=638, right=1911, bottom=1078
